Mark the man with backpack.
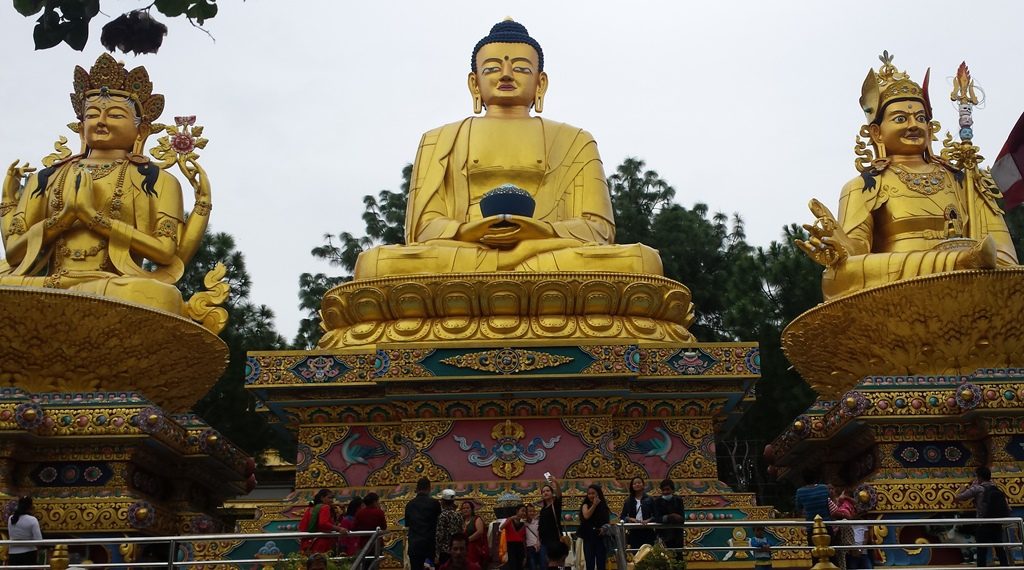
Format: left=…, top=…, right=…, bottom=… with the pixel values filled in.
left=956, top=466, right=1011, bottom=567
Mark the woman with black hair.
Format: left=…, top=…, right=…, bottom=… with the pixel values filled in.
left=300, top=488, right=346, bottom=554
left=537, top=476, right=563, bottom=570
left=619, top=477, right=655, bottom=550
left=460, top=501, right=489, bottom=568
left=579, top=484, right=611, bottom=570
left=339, top=496, right=364, bottom=555
left=7, top=496, right=42, bottom=566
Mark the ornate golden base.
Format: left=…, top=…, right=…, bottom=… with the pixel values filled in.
left=0, top=286, right=227, bottom=411
left=318, top=271, right=696, bottom=348
left=782, top=268, right=1024, bottom=398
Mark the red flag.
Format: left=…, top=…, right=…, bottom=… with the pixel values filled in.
left=993, top=111, right=1024, bottom=209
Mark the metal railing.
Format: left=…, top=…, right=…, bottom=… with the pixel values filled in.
left=611, top=516, right=1024, bottom=570
left=0, top=516, right=1020, bottom=570
left=0, top=528, right=384, bottom=570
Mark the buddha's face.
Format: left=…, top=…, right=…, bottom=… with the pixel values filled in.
left=82, top=97, right=140, bottom=151
left=469, top=42, right=548, bottom=110
left=870, top=100, right=929, bottom=156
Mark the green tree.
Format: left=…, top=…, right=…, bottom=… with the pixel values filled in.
left=13, top=0, right=219, bottom=53
left=292, top=165, right=411, bottom=348
left=608, top=157, right=675, bottom=245
left=604, top=158, right=820, bottom=505
left=177, top=230, right=289, bottom=454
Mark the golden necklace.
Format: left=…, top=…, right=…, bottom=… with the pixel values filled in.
left=889, top=164, right=952, bottom=196
left=45, top=160, right=129, bottom=239
left=77, top=159, right=126, bottom=180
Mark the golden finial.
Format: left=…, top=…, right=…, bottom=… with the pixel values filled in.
left=951, top=62, right=979, bottom=106
left=502, top=15, right=515, bottom=22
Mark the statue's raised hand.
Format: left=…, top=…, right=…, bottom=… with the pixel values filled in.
left=795, top=199, right=853, bottom=267
left=3, top=160, right=36, bottom=204
left=181, top=157, right=210, bottom=205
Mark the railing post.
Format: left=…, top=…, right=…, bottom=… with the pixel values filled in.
left=614, top=524, right=627, bottom=570
left=1016, top=517, right=1024, bottom=564
left=809, top=516, right=838, bottom=570
left=49, top=544, right=69, bottom=570
left=374, top=527, right=382, bottom=570
left=167, top=538, right=176, bottom=570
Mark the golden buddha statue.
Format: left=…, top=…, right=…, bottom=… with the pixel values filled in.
left=319, top=20, right=693, bottom=348
left=353, top=19, right=662, bottom=278
left=796, top=52, right=1017, bottom=301
left=0, top=53, right=212, bottom=315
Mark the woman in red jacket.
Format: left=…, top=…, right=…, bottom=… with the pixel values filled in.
left=300, top=489, right=347, bottom=554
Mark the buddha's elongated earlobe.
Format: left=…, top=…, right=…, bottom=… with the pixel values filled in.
left=473, top=94, right=482, bottom=114
left=534, top=93, right=543, bottom=114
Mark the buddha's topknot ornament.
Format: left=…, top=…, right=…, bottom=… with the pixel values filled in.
left=859, top=51, right=931, bottom=124
left=70, top=53, right=164, bottom=130
left=471, top=18, right=544, bottom=72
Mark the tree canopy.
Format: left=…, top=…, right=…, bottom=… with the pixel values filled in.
left=13, top=0, right=219, bottom=53
left=177, top=230, right=289, bottom=455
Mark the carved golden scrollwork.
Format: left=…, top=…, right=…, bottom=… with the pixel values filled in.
left=0, top=287, right=227, bottom=412
left=440, top=349, right=573, bottom=374
left=318, top=272, right=695, bottom=348
left=782, top=269, right=1024, bottom=398
left=184, top=262, right=230, bottom=334
left=41, top=135, right=72, bottom=167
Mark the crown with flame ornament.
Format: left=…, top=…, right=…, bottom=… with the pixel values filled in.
left=859, top=51, right=932, bottom=124
left=70, top=53, right=164, bottom=131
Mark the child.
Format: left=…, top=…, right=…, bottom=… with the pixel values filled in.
left=750, top=527, right=772, bottom=570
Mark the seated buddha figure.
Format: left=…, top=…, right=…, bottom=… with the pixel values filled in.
left=354, top=19, right=663, bottom=279
left=797, top=53, right=1017, bottom=301
left=0, top=54, right=210, bottom=314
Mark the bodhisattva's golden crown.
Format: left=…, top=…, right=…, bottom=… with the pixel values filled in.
left=859, top=51, right=929, bottom=123
left=70, top=53, right=164, bottom=129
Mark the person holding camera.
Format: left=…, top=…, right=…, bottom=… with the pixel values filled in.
left=538, top=474, right=564, bottom=570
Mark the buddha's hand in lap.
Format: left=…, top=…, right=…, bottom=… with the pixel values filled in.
left=795, top=198, right=853, bottom=267
left=457, top=215, right=555, bottom=248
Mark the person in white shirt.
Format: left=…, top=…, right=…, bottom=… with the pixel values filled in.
left=618, top=477, right=655, bottom=550
left=7, top=496, right=42, bottom=566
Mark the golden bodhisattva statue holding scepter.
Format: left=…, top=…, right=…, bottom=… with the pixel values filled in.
left=0, top=54, right=216, bottom=317
left=783, top=53, right=1024, bottom=397
left=796, top=52, right=1017, bottom=300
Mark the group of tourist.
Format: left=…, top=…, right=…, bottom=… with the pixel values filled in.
left=395, top=475, right=687, bottom=570
left=794, top=470, right=877, bottom=570
left=297, top=488, right=387, bottom=556
left=794, top=465, right=1013, bottom=570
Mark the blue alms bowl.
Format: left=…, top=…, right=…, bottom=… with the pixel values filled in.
left=481, top=184, right=536, bottom=218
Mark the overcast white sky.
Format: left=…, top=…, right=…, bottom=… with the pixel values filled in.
left=2, top=1, right=1023, bottom=339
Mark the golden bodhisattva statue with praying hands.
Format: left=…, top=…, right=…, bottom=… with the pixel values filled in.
left=0, top=54, right=219, bottom=319
left=0, top=54, right=228, bottom=410
left=320, top=20, right=694, bottom=348
left=354, top=19, right=662, bottom=278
